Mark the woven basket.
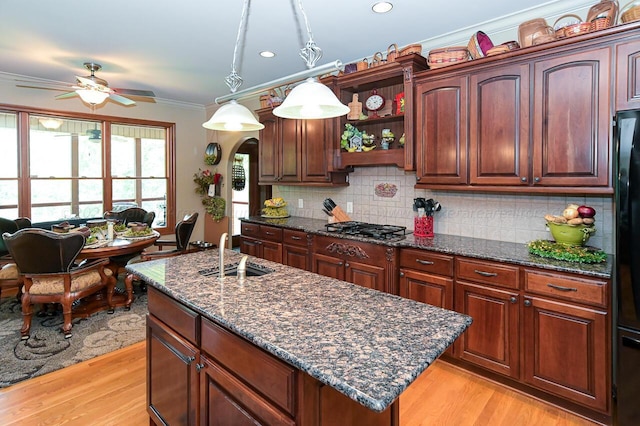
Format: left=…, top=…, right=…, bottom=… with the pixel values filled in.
left=428, top=46, right=471, bottom=69
left=386, top=44, right=399, bottom=62
left=371, top=51, right=385, bottom=67
left=621, top=1, right=640, bottom=22
left=398, top=44, right=423, bottom=56
left=554, top=14, right=590, bottom=38
left=356, top=58, right=369, bottom=71
left=467, top=31, right=494, bottom=59
left=588, top=0, right=618, bottom=30
left=518, top=18, right=550, bottom=47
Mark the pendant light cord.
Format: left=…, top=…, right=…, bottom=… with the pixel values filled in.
left=225, top=0, right=250, bottom=93
left=297, top=0, right=323, bottom=69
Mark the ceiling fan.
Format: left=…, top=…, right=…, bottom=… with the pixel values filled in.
left=19, top=62, right=155, bottom=106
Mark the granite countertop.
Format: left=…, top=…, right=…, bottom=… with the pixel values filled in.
left=241, top=216, right=613, bottom=279
left=126, top=250, right=472, bottom=413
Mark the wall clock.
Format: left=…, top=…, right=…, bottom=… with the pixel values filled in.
left=365, top=89, right=385, bottom=118
left=205, top=142, right=221, bottom=165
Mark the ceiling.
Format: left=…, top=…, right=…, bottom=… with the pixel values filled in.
left=0, top=0, right=577, bottom=107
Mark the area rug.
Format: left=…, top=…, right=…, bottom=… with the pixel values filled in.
left=0, top=291, right=147, bottom=388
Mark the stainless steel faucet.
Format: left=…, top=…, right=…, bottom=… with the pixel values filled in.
left=219, top=232, right=228, bottom=279
left=237, top=255, right=248, bottom=281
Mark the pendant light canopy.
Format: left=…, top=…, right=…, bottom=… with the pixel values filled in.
left=202, top=0, right=263, bottom=132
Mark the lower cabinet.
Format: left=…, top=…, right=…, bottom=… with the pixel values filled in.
left=240, top=222, right=283, bottom=263
left=282, top=229, right=310, bottom=271
left=147, top=286, right=399, bottom=426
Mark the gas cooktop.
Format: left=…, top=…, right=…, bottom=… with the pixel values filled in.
left=323, top=221, right=407, bottom=240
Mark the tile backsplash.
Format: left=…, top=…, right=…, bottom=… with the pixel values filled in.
left=274, top=166, right=614, bottom=254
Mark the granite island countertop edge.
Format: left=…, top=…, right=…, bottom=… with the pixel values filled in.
left=127, top=251, right=472, bottom=413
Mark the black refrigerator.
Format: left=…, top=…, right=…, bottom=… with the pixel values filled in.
left=614, top=110, right=640, bottom=425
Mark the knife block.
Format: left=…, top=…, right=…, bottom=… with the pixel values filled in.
left=331, top=206, right=352, bottom=222
left=414, top=216, right=434, bottom=237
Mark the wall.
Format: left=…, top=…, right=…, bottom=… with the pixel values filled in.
left=275, top=166, right=614, bottom=254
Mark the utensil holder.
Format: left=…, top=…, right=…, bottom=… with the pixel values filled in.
left=414, top=216, right=434, bottom=237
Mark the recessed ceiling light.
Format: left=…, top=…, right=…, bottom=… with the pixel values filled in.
left=372, top=2, right=393, bottom=13
left=260, top=51, right=276, bottom=58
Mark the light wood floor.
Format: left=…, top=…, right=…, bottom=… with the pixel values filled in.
left=0, top=342, right=597, bottom=426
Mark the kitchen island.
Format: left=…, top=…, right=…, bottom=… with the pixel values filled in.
left=127, top=249, right=472, bottom=425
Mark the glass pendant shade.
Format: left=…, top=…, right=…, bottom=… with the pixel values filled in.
left=203, top=100, right=264, bottom=131
left=273, top=78, right=349, bottom=119
left=76, top=89, right=109, bottom=105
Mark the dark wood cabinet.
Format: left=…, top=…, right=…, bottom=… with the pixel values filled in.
left=239, top=222, right=283, bottom=263
left=311, top=235, right=396, bottom=294
left=415, top=74, right=468, bottom=185
left=398, top=249, right=454, bottom=310
left=257, top=109, right=347, bottom=186
left=531, top=47, right=611, bottom=188
left=282, top=229, right=310, bottom=271
left=616, top=39, right=640, bottom=111
left=468, top=64, right=530, bottom=186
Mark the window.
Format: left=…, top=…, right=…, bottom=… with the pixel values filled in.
left=0, top=105, right=175, bottom=232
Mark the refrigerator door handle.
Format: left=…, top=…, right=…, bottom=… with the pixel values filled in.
left=622, top=335, right=640, bottom=349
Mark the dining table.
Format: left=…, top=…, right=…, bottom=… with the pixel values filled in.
left=73, top=230, right=160, bottom=317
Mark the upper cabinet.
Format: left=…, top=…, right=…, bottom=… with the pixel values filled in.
left=616, top=39, right=640, bottom=111
left=332, top=54, right=428, bottom=170
left=257, top=109, right=347, bottom=186
left=413, top=26, right=622, bottom=195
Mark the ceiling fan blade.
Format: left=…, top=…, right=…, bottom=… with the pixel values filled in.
left=76, top=75, right=106, bottom=90
left=108, top=93, right=136, bottom=106
left=55, top=91, right=79, bottom=99
left=17, top=84, right=70, bottom=92
left=112, top=88, right=155, bottom=97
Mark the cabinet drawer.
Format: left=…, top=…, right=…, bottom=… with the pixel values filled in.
left=259, top=225, right=283, bottom=242
left=201, top=318, right=295, bottom=415
left=400, top=249, right=453, bottom=277
left=524, top=269, right=608, bottom=307
left=283, top=229, right=307, bottom=247
left=456, top=257, right=520, bottom=290
left=148, top=287, right=199, bottom=345
left=241, top=222, right=260, bottom=238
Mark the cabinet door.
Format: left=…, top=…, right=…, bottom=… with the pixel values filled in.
left=279, top=118, right=301, bottom=183
left=454, top=281, right=520, bottom=378
left=283, top=244, right=309, bottom=271
left=259, top=114, right=279, bottom=183
left=415, top=75, right=468, bottom=185
left=616, top=39, right=640, bottom=111
left=147, top=315, right=199, bottom=426
left=199, top=355, right=295, bottom=426
left=261, top=241, right=282, bottom=263
left=399, top=268, right=453, bottom=310
left=301, top=119, right=330, bottom=182
left=239, top=236, right=261, bottom=258
left=311, top=252, right=345, bottom=281
left=345, top=260, right=385, bottom=292
left=469, top=64, right=530, bottom=186
left=522, top=296, right=609, bottom=412
left=532, top=48, right=611, bottom=187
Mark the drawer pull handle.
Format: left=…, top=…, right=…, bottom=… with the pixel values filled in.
left=524, top=299, right=532, bottom=307
left=510, top=296, right=517, bottom=304
left=547, top=283, right=577, bottom=292
left=195, top=363, right=205, bottom=372
left=265, top=231, right=274, bottom=235
left=291, top=236, right=302, bottom=240
left=474, top=269, right=498, bottom=277
left=416, top=259, right=434, bottom=265
left=622, top=336, right=640, bottom=349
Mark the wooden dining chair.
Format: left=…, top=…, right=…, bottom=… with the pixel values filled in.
left=0, top=217, right=31, bottom=300
left=3, top=228, right=116, bottom=339
left=104, top=207, right=155, bottom=227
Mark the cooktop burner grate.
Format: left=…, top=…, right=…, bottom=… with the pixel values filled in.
left=323, top=221, right=407, bottom=240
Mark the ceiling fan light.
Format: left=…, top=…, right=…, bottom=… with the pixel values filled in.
left=273, top=78, right=349, bottom=119
left=203, top=100, right=265, bottom=131
left=76, top=89, right=109, bottom=105
left=38, top=118, right=63, bottom=130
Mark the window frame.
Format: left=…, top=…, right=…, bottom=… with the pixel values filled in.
left=0, top=103, right=176, bottom=233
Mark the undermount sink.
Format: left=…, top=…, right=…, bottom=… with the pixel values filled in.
left=198, top=263, right=274, bottom=278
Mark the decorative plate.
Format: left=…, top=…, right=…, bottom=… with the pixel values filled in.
left=375, top=183, right=398, bottom=198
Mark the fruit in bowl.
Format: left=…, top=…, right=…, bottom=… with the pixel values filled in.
left=544, top=204, right=596, bottom=246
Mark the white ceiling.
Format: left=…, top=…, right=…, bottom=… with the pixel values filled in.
left=0, top=0, right=590, bottom=107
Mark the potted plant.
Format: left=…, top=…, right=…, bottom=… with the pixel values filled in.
left=193, top=169, right=225, bottom=221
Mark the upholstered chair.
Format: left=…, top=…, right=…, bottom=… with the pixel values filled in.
left=104, top=207, right=155, bottom=228
left=0, top=217, right=31, bottom=300
left=125, top=213, right=198, bottom=291
left=3, top=228, right=116, bottom=339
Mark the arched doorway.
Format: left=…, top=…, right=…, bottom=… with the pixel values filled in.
left=230, top=137, right=271, bottom=248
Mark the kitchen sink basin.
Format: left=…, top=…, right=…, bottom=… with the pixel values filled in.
left=198, top=263, right=274, bottom=278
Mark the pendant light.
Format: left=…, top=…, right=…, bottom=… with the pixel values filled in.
left=202, top=0, right=264, bottom=132
left=272, top=0, right=349, bottom=120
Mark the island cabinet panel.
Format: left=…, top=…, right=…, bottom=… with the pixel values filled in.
left=311, top=235, right=396, bottom=294
left=454, top=280, right=520, bottom=379
left=468, top=64, right=530, bottom=186
left=531, top=47, right=611, bottom=188
left=522, top=296, right=609, bottom=413
left=415, top=75, right=468, bottom=185
left=615, top=39, right=640, bottom=111
left=147, top=312, right=199, bottom=426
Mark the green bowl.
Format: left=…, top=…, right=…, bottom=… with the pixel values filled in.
left=546, top=222, right=596, bottom=246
